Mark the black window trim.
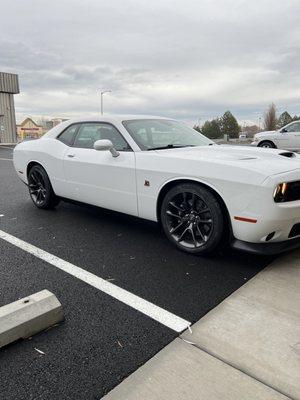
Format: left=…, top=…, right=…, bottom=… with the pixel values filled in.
left=57, top=121, right=133, bottom=151
left=75, top=121, right=133, bottom=151
left=56, top=123, right=81, bottom=147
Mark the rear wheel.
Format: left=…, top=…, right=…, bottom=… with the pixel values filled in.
left=28, top=164, right=60, bottom=209
left=160, top=183, right=224, bottom=255
left=258, top=140, right=276, bottom=148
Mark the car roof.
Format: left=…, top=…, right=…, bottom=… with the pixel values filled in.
left=63, top=114, right=170, bottom=124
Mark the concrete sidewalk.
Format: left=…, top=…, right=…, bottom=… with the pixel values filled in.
left=103, top=249, right=300, bottom=399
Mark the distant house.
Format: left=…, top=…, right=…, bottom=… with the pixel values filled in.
left=17, top=118, right=43, bottom=141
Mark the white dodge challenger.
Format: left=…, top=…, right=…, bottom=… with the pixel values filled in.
left=13, top=116, right=300, bottom=255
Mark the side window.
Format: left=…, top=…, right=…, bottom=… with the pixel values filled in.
left=285, top=123, right=300, bottom=133
left=73, top=123, right=130, bottom=151
left=57, top=125, right=78, bottom=146
left=291, top=122, right=300, bottom=132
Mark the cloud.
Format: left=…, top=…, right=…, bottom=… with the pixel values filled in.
left=1, top=0, right=300, bottom=124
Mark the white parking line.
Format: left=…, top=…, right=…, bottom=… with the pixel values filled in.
left=0, top=158, right=13, bottom=161
left=0, top=229, right=191, bottom=332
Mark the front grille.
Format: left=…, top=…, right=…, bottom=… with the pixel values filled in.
left=289, top=223, right=300, bottom=238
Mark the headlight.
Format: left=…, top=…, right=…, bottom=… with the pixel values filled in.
left=273, top=183, right=288, bottom=202
left=273, top=181, right=300, bottom=202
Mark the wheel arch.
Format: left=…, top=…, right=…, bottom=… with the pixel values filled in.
left=26, top=160, right=56, bottom=193
left=258, top=140, right=276, bottom=148
left=26, top=160, right=47, bottom=179
left=156, top=178, right=232, bottom=238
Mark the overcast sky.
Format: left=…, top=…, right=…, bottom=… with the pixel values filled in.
left=1, top=0, right=300, bottom=125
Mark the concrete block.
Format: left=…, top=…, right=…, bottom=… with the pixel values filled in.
left=103, top=338, right=289, bottom=400
left=0, top=289, right=64, bottom=348
left=181, top=249, right=300, bottom=399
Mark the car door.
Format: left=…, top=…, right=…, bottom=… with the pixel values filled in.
left=63, top=122, right=138, bottom=216
left=282, top=122, right=300, bottom=150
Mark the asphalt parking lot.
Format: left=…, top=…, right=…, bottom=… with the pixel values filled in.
left=0, top=146, right=275, bottom=400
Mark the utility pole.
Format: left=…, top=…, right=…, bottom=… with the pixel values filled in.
left=100, top=90, right=111, bottom=115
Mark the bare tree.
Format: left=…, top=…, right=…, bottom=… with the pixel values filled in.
left=263, top=103, right=277, bottom=131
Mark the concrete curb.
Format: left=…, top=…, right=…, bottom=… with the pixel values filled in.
left=103, top=250, right=300, bottom=399
left=102, top=338, right=289, bottom=400
left=181, top=249, right=300, bottom=399
left=0, top=289, right=64, bottom=348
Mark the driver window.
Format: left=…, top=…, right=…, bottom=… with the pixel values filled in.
left=285, top=123, right=300, bottom=133
left=291, top=122, right=300, bottom=132
left=73, top=123, right=130, bottom=150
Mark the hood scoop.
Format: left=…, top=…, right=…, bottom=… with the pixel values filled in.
left=279, top=152, right=296, bottom=158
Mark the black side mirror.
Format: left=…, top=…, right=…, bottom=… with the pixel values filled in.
left=281, top=128, right=287, bottom=133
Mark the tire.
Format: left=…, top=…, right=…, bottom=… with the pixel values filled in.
left=28, top=164, right=60, bottom=209
left=160, top=183, right=224, bottom=255
left=258, top=140, right=276, bottom=148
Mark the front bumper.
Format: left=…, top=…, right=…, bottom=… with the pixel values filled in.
left=231, top=236, right=300, bottom=255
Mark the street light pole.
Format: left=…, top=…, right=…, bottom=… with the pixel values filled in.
left=258, top=117, right=262, bottom=130
left=100, top=90, right=111, bottom=115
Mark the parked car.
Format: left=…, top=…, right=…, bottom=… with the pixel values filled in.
left=13, top=115, right=300, bottom=255
left=251, top=120, right=300, bottom=150
left=239, top=133, right=247, bottom=141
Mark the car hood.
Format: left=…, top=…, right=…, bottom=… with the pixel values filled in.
left=256, top=130, right=277, bottom=137
left=154, top=145, right=300, bottom=176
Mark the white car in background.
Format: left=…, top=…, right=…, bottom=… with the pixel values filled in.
left=252, top=120, right=300, bottom=150
left=13, top=116, right=300, bottom=256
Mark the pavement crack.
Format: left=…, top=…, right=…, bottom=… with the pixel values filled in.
left=178, top=336, right=293, bottom=399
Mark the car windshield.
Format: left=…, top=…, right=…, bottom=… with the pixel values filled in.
left=122, top=119, right=215, bottom=150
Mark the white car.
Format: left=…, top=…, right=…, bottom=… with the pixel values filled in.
left=13, top=116, right=300, bottom=255
left=251, top=120, right=300, bottom=150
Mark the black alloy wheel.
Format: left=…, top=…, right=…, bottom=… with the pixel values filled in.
left=161, top=183, right=224, bottom=254
left=28, top=164, right=60, bottom=209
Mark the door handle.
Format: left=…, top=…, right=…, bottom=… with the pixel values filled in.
left=67, top=154, right=75, bottom=158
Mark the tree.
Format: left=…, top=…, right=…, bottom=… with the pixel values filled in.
left=219, top=111, right=240, bottom=138
left=263, top=103, right=277, bottom=131
left=210, top=119, right=222, bottom=138
left=200, top=119, right=222, bottom=139
left=277, top=111, right=292, bottom=128
left=292, top=115, right=300, bottom=122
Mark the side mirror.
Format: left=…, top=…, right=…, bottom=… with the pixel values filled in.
left=281, top=128, right=287, bottom=133
left=93, top=139, right=119, bottom=157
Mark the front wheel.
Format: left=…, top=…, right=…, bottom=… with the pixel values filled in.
left=28, top=164, right=60, bottom=209
left=258, top=141, right=276, bottom=148
left=160, top=183, right=224, bottom=255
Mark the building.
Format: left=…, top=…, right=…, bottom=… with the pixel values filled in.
left=16, top=117, right=69, bottom=139
left=17, top=118, right=43, bottom=141
left=38, top=117, right=68, bottom=133
left=0, top=72, right=20, bottom=143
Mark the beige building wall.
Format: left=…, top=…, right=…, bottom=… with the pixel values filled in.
left=17, top=118, right=43, bottom=141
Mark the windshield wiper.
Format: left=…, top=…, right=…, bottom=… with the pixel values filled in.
left=147, top=144, right=195, bottom=151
